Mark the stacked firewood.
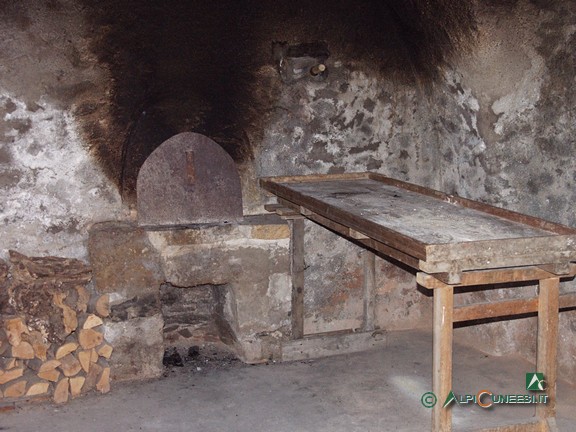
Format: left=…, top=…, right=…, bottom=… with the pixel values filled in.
left=0, top=251, right=112, bottom=404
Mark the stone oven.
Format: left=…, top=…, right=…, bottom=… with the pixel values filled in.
left=88, top=132, right=293, bottom=380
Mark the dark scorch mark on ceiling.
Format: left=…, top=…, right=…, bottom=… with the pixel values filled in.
left=80, top=0, right=477, bottom=202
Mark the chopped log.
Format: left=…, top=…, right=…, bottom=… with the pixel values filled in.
left=26, top=380, right=50, bottom=397
left=62, top=287, right=79, bottom=312
left=97, top=343, right=113, bottom=359
left=8, top=250, right=91, bottom=284
left=75, top=286, right=90, bottom=313
left=78, top=329, right=103, bottom=350
left=4, top=380, right=27, bottom=398
left=1, top=357, right=18, bottom=370
left=53, top=291, right=67, bottom=312
left=78, top=350, right=91, bottom=373
left=53, top=378, right=69, bottom=404
left=94, top=294, right=110, bottom=318
left=27, top=358, right=60, bottom=372
left=55, top=342, right=78, bottom=360
left=96, top=367, right=110, bottom=394
left=82, top=362, right=103, bottom=393
left=23, top=331, right=50, bottom=361
left=58, top=354, right=81, bottom=377
left=11, top=341, right=35, bottom=359
left=4, top=317, right=29, bottom=346
left=26, top=358, right=42, bottom=372
left=39, top=359, right=61, bottom=373
left=83, top=314, right=103, bottom=330
left=37, top=368, right=60, bottom=383
left=53, top=292, right=78, bottom=335
left=90, top=348, right=99, bottom=363
left=69, top=376, right=85, bottom=398
left=62, top=306, right=78, bottom=335
left=0, top=368, right=24, bottom=385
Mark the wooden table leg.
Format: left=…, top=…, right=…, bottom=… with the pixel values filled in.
left=433, top=285, right=454, bottom=432
left=289, top=218, right=305, bottom=339
left=363, top=250, right=376, bottom=332
left=536, top=278, right=559, bottom=430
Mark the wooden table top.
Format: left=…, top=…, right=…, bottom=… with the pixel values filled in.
left=261, top=172, right=576, bottom=274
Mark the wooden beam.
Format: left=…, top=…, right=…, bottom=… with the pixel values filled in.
left=349, top=228, right=369, bottom=240
left=277, top=208, right=302, bottom=218
left=290, top=218, right=305, bottom=339
left=277, top=197, right=421, bottom=269
left=432, top=285, right=454, bottom=432
left=261, top=180, right=429, bottom=260
left=367, top=240, right=420, bottom=269
left=281, top=329, right=386, bottom=362
left=424, top=241, right=576, bottom=272
left=428, top=271, right=462, bottom=285
left=263, top=203, right=283, bottom=212
left=264, top=201, right=303, bottom=219
left=453, top=293, right=576, bottom=323
left=260, top=172, right=369, bottom=187
left=537, top=263, right=572, bottom=276
left=536, top=278, right=559, bottom=423
left=455, top=297, right=538, bottom=323
left=417, top=265, right=576, bottom=289
left=363, top=250, right=376, bottom=332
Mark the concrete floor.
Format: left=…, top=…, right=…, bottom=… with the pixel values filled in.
left=2, top=330, right=576, bottom=432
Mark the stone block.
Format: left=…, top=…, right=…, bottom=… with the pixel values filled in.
left=250, top=224, right=290, bottom=240
left=89, top=222, right=164, bottom=297
left=161, top=244, right=238, bottom=286
left=103, top=314, right=164, bottom=381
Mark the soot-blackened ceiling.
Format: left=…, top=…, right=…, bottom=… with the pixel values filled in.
left=79, top=0, right=477, bottom=202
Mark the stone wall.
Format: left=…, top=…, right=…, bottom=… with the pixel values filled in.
left=0, top=1, right=125, bottom=261
left=429, top=0, right=576, bottom=380
left=0, top=0, right=575, bottom=384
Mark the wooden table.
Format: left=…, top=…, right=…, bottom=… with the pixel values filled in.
left=260, top=172, right=576, bottom=432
